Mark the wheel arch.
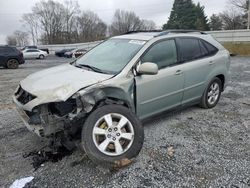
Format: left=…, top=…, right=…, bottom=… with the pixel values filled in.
left=7, top=57, right=19, bottom=63
left=215, top=74, right=225, bottom=91
left=205, top=67, right=227, bottom=92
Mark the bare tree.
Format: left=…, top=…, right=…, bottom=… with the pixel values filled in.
left=63, top=0, right=80, bottom=43
left=219, top=8, right=246, bottom=30
left=6, top=36, right=17, bottom=46
left=229, top=0, right=248, bottom=11
left=77, top=11, right=107, bottom=42
left=229, top=0, right=249, bottom=28
left=110, top=10, right=143, bottom=35
left=21, top=1, right=157, bottom=44
left=6, top=30, right=29, bottom=47
left=141, top=20, right=157, bottom=30
left=109, top=10, right=156, bottom=36
left=32, top=0, right=65, bottom=44
left=15, top=30, right=29, bottom=46
left=22, top=13, right=39, bottom=45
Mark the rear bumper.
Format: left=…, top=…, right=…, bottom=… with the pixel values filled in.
left=19, top=58, right=25, bottom=64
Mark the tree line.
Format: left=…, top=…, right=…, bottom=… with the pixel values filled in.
left=165, top=0, right=249, bottom=31
left=6, top=0, right=156, bottom=46
left=209, top=0, right=248, bottom=30
left=6, top=0, right=250, bottom=46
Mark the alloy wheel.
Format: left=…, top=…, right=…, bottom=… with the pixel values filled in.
left=207, top=82, right=220, bottom=105
left=92, top=113, right=134, bottom=156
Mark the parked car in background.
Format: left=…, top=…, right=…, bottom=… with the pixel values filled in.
left=39, top=48, right=49, bottom=54
left=22, top=46, right=49, bottom=55
left=64, top=49, right=78, bottom=58
left=22, top=49, right=48, bottom=59
left=55, top=48, right=75, bottom=57
left=72, top=48, right=87, bottom=58
left=0, top=45, right=25, bottom=69
left=13, top=30, right=230, bottom=168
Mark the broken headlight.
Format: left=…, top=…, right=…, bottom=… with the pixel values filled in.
left=49, top=99, right=77, bottom=117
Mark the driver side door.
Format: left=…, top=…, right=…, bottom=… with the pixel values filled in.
left=135, top=39, right=184, bottom=119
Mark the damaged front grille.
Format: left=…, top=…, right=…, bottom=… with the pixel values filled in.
left=15, top=86, right=36, bottom=105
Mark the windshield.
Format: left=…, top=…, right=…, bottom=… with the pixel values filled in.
left=76, top=38, right=146, bottom=74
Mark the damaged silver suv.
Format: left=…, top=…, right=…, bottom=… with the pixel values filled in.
left=13, top=30, right=230, bottom=168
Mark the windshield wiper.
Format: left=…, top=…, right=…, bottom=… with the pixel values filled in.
left=75, top=64, right=111, bottom=74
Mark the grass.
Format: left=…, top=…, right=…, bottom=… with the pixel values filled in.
left=222, top=42, right=250, bottom=55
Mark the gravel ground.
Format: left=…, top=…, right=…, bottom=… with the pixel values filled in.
left=0, top=56, right=249, bottom=188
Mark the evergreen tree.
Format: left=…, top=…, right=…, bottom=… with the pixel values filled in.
left=163, top=0, right=197, bottom=29
left=195, top=3, right=210, bottom=31
left=209, top=14, right=223, bottom=30
left=163, top=0, right=210, bottom=31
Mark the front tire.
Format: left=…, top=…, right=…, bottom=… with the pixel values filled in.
left=39, top=54, right=45, bottom=59
left=200, top=77, right=222, bottom=109
left=82, top=104, right=144, bottom=169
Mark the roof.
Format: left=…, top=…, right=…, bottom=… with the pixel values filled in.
left=113, top=30, right=207, bottom=41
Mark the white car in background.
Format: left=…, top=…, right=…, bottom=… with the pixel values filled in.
left=22, top=49, right=48, bottom=59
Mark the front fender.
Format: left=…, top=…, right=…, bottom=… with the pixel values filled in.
left=76, top=84, right=135, bottom=113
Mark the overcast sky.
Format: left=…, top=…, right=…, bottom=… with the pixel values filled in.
left=0, top=0, right=227, bottom=44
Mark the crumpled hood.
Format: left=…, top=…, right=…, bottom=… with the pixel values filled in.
left=20, top=63, right=113, bottom=102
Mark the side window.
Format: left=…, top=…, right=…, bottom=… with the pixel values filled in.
left=141, top=40, right=177, bottom=69
left=201, top=40, right=218, bottom=55
left=178, top=38, right=202, bottom=62
left=0, top=47, right=11, bottom=54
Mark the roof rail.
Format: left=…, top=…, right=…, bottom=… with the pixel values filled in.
left=156, top=30, right=207, bottom=37
left=123, top=29, right=207, bottom=37
left=124, top=30, right=163, bottom=35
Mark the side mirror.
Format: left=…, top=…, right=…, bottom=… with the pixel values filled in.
left=137, top=62, right=158, bottom=75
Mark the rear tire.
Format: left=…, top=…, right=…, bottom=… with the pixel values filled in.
left=6, top=59, right=19, bottom=69
left=81, top=104, right=144, bottom=169
left=200, top=77, right=222, bottom=109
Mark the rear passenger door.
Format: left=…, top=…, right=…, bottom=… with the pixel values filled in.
left=176, top=37, right=218, bottom=104
left=29, top=49, right=39, bottom=58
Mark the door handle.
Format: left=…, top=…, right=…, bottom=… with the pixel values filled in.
left=209, top=61, right=214, bottom=65
left=175, top=70, right=183, bottom=75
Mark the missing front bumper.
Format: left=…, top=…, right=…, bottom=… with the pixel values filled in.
left=14, top=106, right=45, bottom=137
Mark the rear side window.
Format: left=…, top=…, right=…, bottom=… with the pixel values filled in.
left=27, top=49, right=38, bottom=52
left=177, top=38, right=218, bottom=62
left=0, top=47, right=13, bottom=54
left=201, top=40, right=218, bottom=55
left=141, top=39, right=177, bottom=69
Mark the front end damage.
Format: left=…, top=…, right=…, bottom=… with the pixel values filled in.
left=13, top=86, right=103, bottom=138
left=13, top=81, right=135, bottom=140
